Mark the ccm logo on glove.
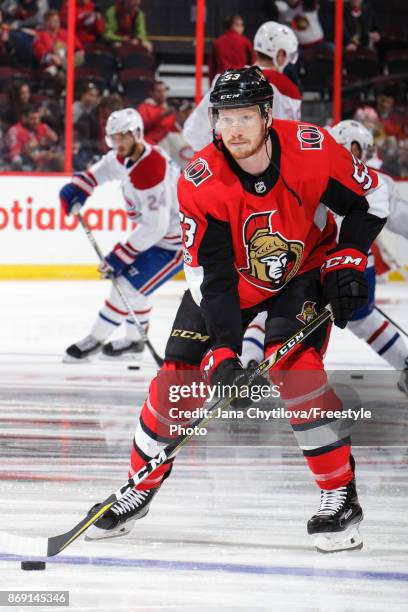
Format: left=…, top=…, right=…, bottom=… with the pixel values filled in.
left=321, top=248, right=367, bottom=276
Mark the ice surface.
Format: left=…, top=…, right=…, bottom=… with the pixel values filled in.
left=0, top=280, right=407, bottom=611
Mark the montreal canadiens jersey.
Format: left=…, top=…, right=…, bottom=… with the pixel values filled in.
left=177, top=120, right=389, bottom=350
left=73, top=143, right=182, bottom=252
left=377, top=171, right=408, bottom=239
left=183, top=68, right=302, bottom=152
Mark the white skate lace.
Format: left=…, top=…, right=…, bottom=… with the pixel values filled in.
left=315, top=486, right=348, bottom=517
left=111, top=489, right=150, bottom=516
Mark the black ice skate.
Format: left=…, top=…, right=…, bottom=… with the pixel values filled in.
left=307, top=478, right=363, bottom=553
left=85, top=487, right=159, bottom=541
left=63, top=335, right=102, bottom=363
left=397, top=357, right=408, bottom=396
left=100, top=337, right=145, bottom=360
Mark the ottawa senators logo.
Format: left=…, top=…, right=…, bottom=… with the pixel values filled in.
left=238, top=212, right=303, bottom=292
left=297, top=125, right=324, bottom=150
left=184, top=158, right=212, bottom=187
left=296, top=301, right=317, bottom=325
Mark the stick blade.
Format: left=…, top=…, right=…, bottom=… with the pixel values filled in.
left=47, top=495, right=117, bottom=557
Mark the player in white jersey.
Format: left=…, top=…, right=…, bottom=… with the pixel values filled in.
left=242, top=119, right=408, bottom=395
left=60, top=108, right=183, bottom=361
left=183, top=21, right=301, bottom=152
left=332, top=120, right=408, bottom=393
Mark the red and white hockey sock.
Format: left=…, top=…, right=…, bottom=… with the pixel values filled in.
left=91, top=279, right=150, bottom=342
left=240, top=312, right=267, bottom=368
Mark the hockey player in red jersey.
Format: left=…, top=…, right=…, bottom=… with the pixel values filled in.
left=86, top=67, right=389, bottom=552
left=60, top=108, right=183, bottom=362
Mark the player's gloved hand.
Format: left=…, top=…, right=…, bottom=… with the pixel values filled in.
left=201, top=346, right=265, bottom=409
left=321, top=245, right=369, bottom=329
left=99, top=242, right=137, bottom=278
left=60, top=174, right=91, bottom=216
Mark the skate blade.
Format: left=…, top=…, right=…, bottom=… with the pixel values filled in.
left=62, top=354, right=92, bottom=364
left=98, top=352, right=144, bottom=362
left=313, top=524, right=363, bottom=553
left=85, top=523, right=133, bottom=541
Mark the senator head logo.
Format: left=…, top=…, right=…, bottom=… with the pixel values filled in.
left=296, top=301, right=317, bottom=325
left=238, top=212, right=303, bottom=291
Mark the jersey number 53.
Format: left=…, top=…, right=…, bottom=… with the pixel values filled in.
left=351, top=155, right=373, bottom=191
left=179, top=212, right=197, bottom=248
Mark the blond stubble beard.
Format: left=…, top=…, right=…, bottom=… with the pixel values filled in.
left=225, top=132, right=265, bottom=160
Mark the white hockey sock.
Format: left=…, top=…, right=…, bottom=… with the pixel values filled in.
left=91, top=278, right=149, bottom=343
left=125, top=299, right=151, bottom=342
left=240, top=312, right=267, bottom=368
left=348, top=309, right=408, bottom=370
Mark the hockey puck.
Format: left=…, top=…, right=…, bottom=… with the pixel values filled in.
left=351, top=374, right=364, bottom=380
left=127, top=365, right=140, bottom=370
left=21, top=561, right=46, bottom=571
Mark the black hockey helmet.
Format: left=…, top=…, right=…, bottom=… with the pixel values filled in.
left=210, top=66, right=274, bottom=110
left=209, top=66, right=273, bottom=140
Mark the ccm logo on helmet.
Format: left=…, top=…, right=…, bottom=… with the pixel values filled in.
left=184, top=158, right=213, bottom=187
left=297, top=125, right=324, bottom=150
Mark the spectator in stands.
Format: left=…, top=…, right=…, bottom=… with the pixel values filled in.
left=344, top=0, right=380, bottom=52
left=5, top=103, right=63, bottom=170
left=375, top=90, right=406, bottom=141
left=103, top=0, right=151, bottom=51
left=1, top=0, right=48, bottom=28
left=73, top=81, right=100, bottom=124
left=60, top=0, right=105, bottom=45
left=275, top=1, right=326, bottom=49
left=2, top=81, right=31, bottom=127
left=137, top=80, right=177, bottom=145
left=75, top=93, right=123, bottom=157
left=72, top=126, right=95, bottom=171
left=208, top=14, right=255, bottom=84
left=32, top=9, right=84, bottom=87
left=2, top=80, right=63, bottom=135
left=158, top=100, right=194, bottom=169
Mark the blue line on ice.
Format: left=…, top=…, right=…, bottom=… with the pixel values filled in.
left=1, top=553, right=408, bottom=582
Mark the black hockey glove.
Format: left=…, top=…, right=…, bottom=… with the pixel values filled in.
left=200, top=346, right=266, bottom=409
left=321, top=245, right=369, bottom=329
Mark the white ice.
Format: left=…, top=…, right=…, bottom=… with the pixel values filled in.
left=0, top=279, right=407, bottom=611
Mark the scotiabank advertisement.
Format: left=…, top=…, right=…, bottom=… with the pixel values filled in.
left=0, top=175, right=133, bottom=274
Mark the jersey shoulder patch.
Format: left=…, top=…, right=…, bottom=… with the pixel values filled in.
left=296, top=123, right=325, bottom=150
left=130, top=148, right=166, bottom=190
left=183, top=156, right=213, bottom=187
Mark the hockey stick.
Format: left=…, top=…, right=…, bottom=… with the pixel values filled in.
left=374, top=304, right=408, bottom=340
left=76, top=212, right=164, bottom=367
left=0, top=306, right=332, bottom=558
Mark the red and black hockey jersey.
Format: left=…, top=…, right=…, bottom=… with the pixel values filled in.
left=177, top=119, right=389, bottom=350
